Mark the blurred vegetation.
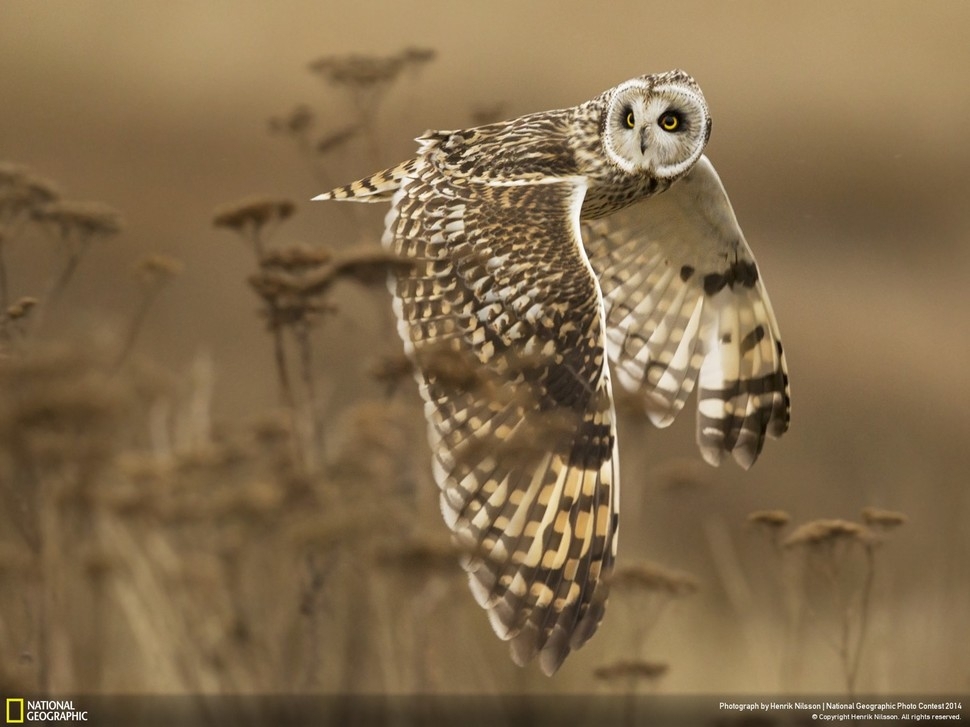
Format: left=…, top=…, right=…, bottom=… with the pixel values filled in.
left=0, top=45, right=937, bottom=703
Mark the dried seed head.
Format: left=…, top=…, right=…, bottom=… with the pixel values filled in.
left=783, top=518, right=878, bottom=549
left=593, top=659, right=669, bottom=682
left=6, top=296, right=38, bottom=321
left=308, top=54, right=404, bottom=88
left=0, top=163, right=27, bottom=187
left=748, top=509, right=792, bottom=529
left=212, top=196, right=296, bottom=233
left=268, top=104, right=314, bottom=136
left=259, top=244, right=333, bottom=273
left=22, top=175, right=60, bottom=207
left=0, top=164, right=60, bottom=219
left=135, top=254, right=183, bottom=287
left=605, top=561, right=699, bottom=597
left=315, top=126, right=358, bottom=155
left=397, top=46, right=437, bottom=67
left=259, top=246, right=412, bottom=300
left=860, top=507, right=908, bottom=530
left=0, top=348, right=127, bottom=470
left=32, top=200, right=123, bottom=238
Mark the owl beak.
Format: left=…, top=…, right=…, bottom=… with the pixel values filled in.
left=639, top=128, right=649, bottom=154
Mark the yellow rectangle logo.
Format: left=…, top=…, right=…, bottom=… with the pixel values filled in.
left=5, top=698, right=24, bottom=724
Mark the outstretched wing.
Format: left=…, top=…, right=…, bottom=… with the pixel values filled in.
left=583, top=155, right=790, bottom=469
left=385, top=152, right=618, bottom=675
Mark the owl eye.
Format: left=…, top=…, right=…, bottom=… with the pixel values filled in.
left=624, top=110, right=636, bottom=129
left=659, top=111, right=682, bottom=132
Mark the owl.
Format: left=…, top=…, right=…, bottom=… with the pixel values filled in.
left=314, top=70, right=790, bottom=675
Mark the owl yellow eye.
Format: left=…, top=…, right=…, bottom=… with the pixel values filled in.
left=659, top=112, right=681, bottom=132
left=624, top=110, right=636, bottom=129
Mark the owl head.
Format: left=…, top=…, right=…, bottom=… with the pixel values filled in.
left=601, top=70, right=712, bottom=180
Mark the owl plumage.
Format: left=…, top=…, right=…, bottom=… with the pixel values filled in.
left=314, top=70, right=790, bottom=675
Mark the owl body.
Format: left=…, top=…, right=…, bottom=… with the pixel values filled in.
left=315, top=70, right=790, bottom=675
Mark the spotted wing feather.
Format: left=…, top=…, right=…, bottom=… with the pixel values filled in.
left=384, top=149, right=619, bottom=675
left=583, top=155, right=790, bottom=469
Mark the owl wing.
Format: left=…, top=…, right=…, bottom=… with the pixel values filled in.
left=385, top=154, right=618, bottom=675
left=582, top=155, right=790, bottom=469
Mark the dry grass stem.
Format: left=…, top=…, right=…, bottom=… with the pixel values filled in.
left=114, top=255, right=183, bottom=371
left=31, top=200, right=124, bottom=308
left=780, top=513, right=907, bottom=695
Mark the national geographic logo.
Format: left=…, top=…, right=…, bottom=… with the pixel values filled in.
left=5, top=699, right=87, bottom=723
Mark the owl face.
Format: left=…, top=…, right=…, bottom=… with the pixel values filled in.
left=601, top=72, right=711, bottom=180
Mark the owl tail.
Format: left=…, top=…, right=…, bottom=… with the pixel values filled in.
left=312, top=158, right=418, bottom=203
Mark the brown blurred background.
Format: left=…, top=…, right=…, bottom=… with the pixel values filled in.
left=0, top=0, right=968, bottom=698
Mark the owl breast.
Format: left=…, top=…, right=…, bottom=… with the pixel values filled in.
left=579, top=171, right=669, bottom=219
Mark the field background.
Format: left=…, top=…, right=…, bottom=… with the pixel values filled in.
left=0, top=0, right=967, bottom=699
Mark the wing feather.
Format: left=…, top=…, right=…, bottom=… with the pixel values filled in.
left=384, top=150, right=619, bottom=674
left=583, top=155, right=790, bottom=469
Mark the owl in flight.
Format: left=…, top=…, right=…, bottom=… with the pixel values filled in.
left=314, top=70, right=790, bottom=675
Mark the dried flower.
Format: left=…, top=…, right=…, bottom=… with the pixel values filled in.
left=268, top=104, right=314, bottom=136
left=32, top=200, right=122, bottom=238
left=0, top=348, right=127, bottom=471
left=258, top=244, right=332, bottom=273
left=213, top=196, right=296, bottom=233
left=0, top=165, right=60, bottom=219
left=308, top=54, right=404, bottom=88
left=783, top=518, right=878, bottom=549
left=6, top=296, right=38, bottom=321
left=315, top=126, right=358, bottom=155
left=748, top=509, right=792, bottom=529
left=21, top=175, right=60, bottom=206
left=135, top=254, right=183, bottom=287
left=397, top=46, right=437, bottom=67
left=593, top=659, right=668, bottom=682
left=0, top=163, right=27, bottom=188
left=860, top=507, right=907, bottom=530
left=606, top=561, right=698, bottom=597
left=253, top=245, right=412, bottom=302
